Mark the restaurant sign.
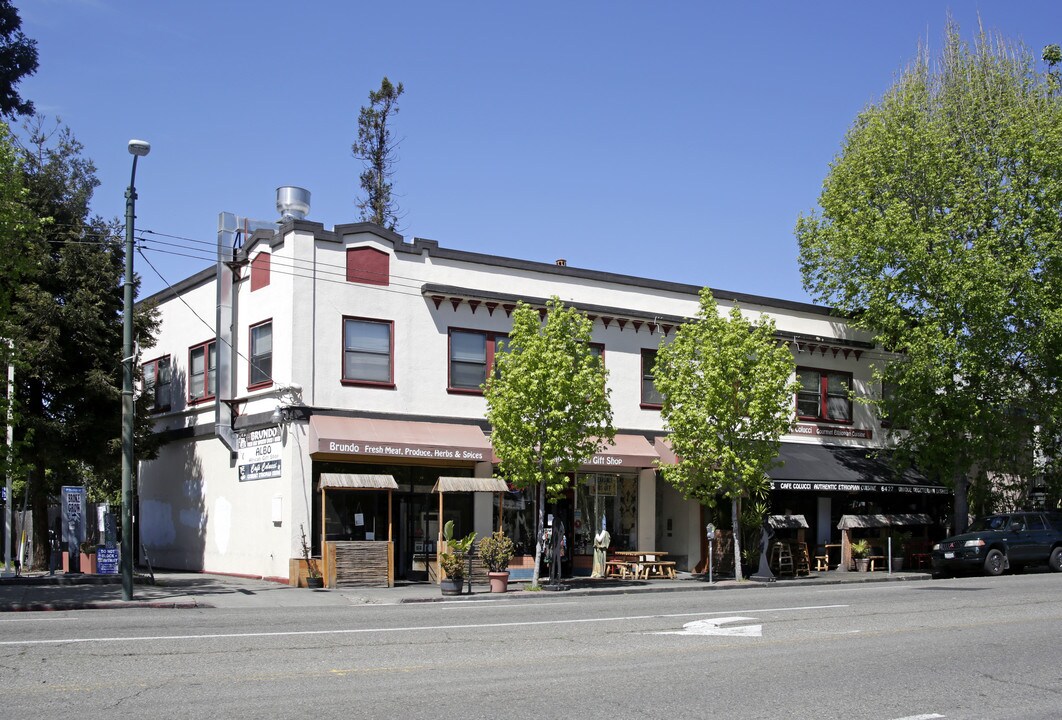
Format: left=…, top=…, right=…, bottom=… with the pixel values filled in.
left=792, top=424, right=872, bottom=439
left=238, top=426, right=282, bottom=481
left=774, top=480, right=949, bottom=495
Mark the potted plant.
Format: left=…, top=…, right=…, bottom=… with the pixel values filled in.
left=850, top=539, right=870, bottom=572
left=478, top=530, right=516, bottom=593
left=300, top=523, right=324, bottom=588
left=79, top=539, right=98, bottom=575
left=439, top=520, right=476, bottom=596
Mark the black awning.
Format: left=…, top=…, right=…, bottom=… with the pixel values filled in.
left=768, top=443, right=949, bottom=495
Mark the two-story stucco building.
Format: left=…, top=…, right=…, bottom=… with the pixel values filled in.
left=137, top=188, right=948, bottom=587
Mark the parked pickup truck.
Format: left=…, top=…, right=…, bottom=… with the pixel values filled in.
left=931, top=511, right=1062, bottom=577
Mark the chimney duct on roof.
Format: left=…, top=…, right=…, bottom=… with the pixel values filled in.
left=276, top=186, right=311, bottom=221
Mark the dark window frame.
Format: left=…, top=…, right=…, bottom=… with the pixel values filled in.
left=640, top=348, right=663, bottom=409
left=142, top=355, right=172, bottom=413
left=188, top=339, right=217, bottom=403
left=341, top=316, right=395, bottom=388
left=447, top=328, right=508, bottom=395
left=796, top=366, right=853, bottom=424
left=248, top=319, right=273, bottom=390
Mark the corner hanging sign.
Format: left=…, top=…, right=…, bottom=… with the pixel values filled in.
left=238, top=426, right=283, bottom=481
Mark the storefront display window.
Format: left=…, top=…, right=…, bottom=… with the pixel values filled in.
left=574, top=474, right=638, bottom=553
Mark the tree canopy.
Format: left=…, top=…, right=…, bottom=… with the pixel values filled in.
left=654, top=289, right=798, bottom=580
left=483, top=297, right=614, bottom=587
left=796, top=22, right=1062, bottom=524
left=0, top=0, right=37, bottom=118
left=4, top=118, right=160, bottom=566
left=352, top=77, right=404, bottom=231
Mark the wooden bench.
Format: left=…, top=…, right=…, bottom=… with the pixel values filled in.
left=640, top=560, right=676, bottom=579
left=605, top=560, right=632, bottom=579
left=867, top=547, right=886, bottom=571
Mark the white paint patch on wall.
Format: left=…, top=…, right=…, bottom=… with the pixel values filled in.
left=140, top=499, right=176, bottom=546
left=214, top=497, right=232, bottom=555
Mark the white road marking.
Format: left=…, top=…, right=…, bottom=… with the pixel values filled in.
left=0, top=603, right=846, bottom=647
left=890, top=714, right=944, bottom=720
left=653, top=616, right=762, bottom=637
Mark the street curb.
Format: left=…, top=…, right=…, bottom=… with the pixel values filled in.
left=1, top=600, right=212, bottom=612
left=397, top=572, right=936, bottom=603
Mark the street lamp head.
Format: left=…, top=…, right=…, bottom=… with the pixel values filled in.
left=128, top=139, right=151, bottom=157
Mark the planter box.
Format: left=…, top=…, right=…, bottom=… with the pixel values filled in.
left=62, top=551, right=96, bottom=574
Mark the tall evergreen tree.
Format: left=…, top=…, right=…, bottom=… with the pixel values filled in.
left=796, top=22, right=1062, bottom=526
left=0, top=0, right=38, bottom=118
left=4, top=118, right=160, bottom=567
left=352, top=77, right=404, bottom=231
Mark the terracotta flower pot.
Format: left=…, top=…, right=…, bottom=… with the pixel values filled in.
left=488, top=571, right=510, bottom=593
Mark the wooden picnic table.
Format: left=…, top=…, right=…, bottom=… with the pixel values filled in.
left=613, top=551, right=676, bottom=579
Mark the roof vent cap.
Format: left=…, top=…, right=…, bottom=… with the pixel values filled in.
left=276, top=186, right=310, bottom=221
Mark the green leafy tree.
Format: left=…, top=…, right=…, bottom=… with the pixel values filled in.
left=5, top=118, right=161, bottom=567
left=0, top=0, right=38, bottom=118
left=352, top=76, right=403, bottom=231
left=653, top=289, right=798, bottom=581
left=484, top=297, right=614, bottom=588
left=795, top=22, right=1062, bottom=528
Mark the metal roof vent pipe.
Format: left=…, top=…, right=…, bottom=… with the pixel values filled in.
left=276, top=186, right=311, bottom=222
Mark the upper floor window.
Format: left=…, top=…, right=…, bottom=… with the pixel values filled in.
left=188, top=340, right=217, bottom=402
left=641, top=349, right=663, bottom=408
left=249, top=320, right=273, bottom=389
left=796, top=368, right=852, bottom=422
left=346, top=246, right=390, bottom=286
left=250, top=252, right=270, bottom=291
left=343, top=317, right=394, bottom=387
left=449, top=329, right=507, bottom=393
left=143, top=356, right=172, bottom=412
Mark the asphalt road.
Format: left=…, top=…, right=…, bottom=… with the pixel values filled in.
left=1, top=573, right=1059, bottom=720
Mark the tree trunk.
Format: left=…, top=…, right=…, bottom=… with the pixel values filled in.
left=731, top=496, right=743, bottom=582
left=31, top=460, right=48, bottom=570
left=953, top=472, right=969, bottom=536
left=531, top=480, right=546, bottom=588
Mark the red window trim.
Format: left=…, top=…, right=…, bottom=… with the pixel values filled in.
left=187, top=339, right=217, bottom=404
left=795, top=365, right=854, bottom=425
left=341, top=316, right=396, bottom=389
left=248, top=319, right=273, bottom=391
left=447, top=327, right=508, bottom=395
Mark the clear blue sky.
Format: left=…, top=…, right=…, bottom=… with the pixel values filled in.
left=17, top=2, right=1062, bottom=303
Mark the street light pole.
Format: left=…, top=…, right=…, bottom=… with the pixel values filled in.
left=122, top=139, right=150, bottom=601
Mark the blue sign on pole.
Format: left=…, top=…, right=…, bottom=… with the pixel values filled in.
left=96, top=547, right=120, bottom=575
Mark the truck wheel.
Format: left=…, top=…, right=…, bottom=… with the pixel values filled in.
left=1050, top=547, right=1062, bottom=573
left=984, top=549, right=1005, bottom=576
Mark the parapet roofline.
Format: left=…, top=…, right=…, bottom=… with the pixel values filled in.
left=141, top=219, right=842, bottom=319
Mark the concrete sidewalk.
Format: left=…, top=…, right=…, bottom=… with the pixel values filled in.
left=0, top=568, right=934, bottom=612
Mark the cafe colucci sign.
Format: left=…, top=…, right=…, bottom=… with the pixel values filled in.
left=773, top=480, right=949, bottom=495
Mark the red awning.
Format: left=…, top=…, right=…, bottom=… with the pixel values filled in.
left=581, top=434, right=659, bottom=471
left=309, top=416, right=491, bottom=463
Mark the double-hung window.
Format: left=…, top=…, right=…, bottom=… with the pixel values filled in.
left=796, top=368, right=852, bottom=422
left=143, top=356, right=171, bottom=412
left=641, top=349, right=663, bottom=408
left=249, top=321, right=273, bottom=388
left=343, top=317, right=393, bottom=386
left=449, top=329, right=507, bottom=392
left=188, top=340, right=217, bottom=402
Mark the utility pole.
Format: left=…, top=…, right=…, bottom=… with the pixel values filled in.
left=122, top=139, right=150, bottom=600
left=3, top=339, right=13, bottom=577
